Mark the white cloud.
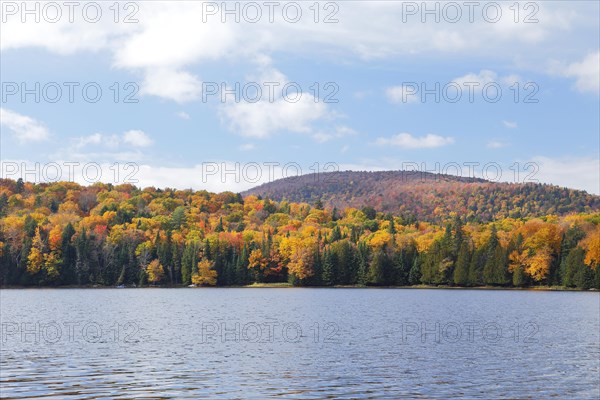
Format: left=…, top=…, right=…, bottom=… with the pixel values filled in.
left=388, top=71, right=522, bottom=105
left=222, top=97, right=328, bottom=138
left=432, top=30, right=467, bottom=51
left=0, top=2, right=132, bottom=54
left=112, top=3, right=235, bottom=70
left=451, top=71, right=527, bottom=96
left=312, top=126, right=357, bottom=143
left=386, top=85, right=419, bottom=104
left=58, top=130, right=152, bottom=162
left=141, top=68, right=202, bottom=103
left=220, top=65, right=333, bottom=138
left=176, top=111, right=190, bottom=120
left=502, top=120, right=518, bottom=129
left=123, top=130, right=153, bottom=147
left=0, top=108, right=50, bottom=143
left=487, top=140, right=508, bottom=149
left=73, top=131, right=152, bottom=149
left=3, top=156, right=597, bottom=195
left=453, top=70, right=498, bottom=86
left=79, top=133, right=103, bottom=146
left=530, top=156, right=600, bottom=194
left=74, top=133, right=114, bottom=149
left=1, top=1, right=590, bottom=103
left=375, top=133, right=454, bottom=149
left=3, top=1, right=569, bottom=64
left=0, top=160, right=291, bottom=193
left=562, top=51, right=600, bottom=94
left=502, top=74, right=522, bottom=86
left=133, top=162, right=311, bottom=192
left=111, top=2, right=236, bottom=102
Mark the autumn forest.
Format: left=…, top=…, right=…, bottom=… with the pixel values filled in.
left=0, top=178, right=598, bottom=289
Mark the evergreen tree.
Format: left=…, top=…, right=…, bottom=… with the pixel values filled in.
left=0, top=193, right=8, bottom=217
left=171, top=241, right=182, bottom=284
left=361, top=206, right=376, bottom=220
left=468, top=247, right=485, bottom=286
left=562, top=247, right=584, bottom=287
left=314, top=198, right=324, bottom=210
left=215, top=217, right=224, bottom=232
left=170, top=206, right=186, bottom=231
left=332, top=207, right=340, bottom=221
left=482, top=226, right=508, bottom=285
left=321, top=249, right=334, bottom=286
left=329, top=226, right=342, bottom=243
left=452, top=215, right=464, bottom=256
left=181, top=241, right=199, bottom=285
left=574, top=262, right=595, bottom=289
left=387, top=215, right=397, bottom=235
left=356, top=241, right=369, bottom=285
left=512, top=265, right=527, bottom=287
left=408, top=256, right=422, bottom=285
left=75, top=229, right=90, bottom=285
left=15, top=178, right=24, bottom=194
left=422, top=240, right=452, bottom=285
left=331, top=240, right=354, bottom=284
left=563, top=247, right=595, bottom=289
left=235, top=244, right=249, bottom=285
left=453, top=241, right=471, bottom=286
left=367, top=249, right=387, bottom=285
left=309, top=240, right=323, bottom=286
left=559, top=225, right=586, bottom=286
left=60, top=223, right=77, bottom=285
left=392, top=248, right=407, bottom=286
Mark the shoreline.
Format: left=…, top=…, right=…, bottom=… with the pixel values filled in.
left=1, top=284, right=597, bottom=292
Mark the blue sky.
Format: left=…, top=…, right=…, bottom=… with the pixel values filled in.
left=1, top=1, right=598, bottom=193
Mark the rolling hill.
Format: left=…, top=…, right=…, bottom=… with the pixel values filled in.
left=242, top=170, right=600, bottom=222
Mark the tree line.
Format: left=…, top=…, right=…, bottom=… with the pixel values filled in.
left=1, top=179, right=598, bottom=289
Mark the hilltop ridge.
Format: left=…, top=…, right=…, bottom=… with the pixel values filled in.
left=243, top=170, right=599, bottom=222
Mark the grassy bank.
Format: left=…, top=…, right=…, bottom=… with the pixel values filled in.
left=1, top=284, right=597, bottom=291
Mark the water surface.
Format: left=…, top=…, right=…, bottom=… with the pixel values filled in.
left=1, top=288, right=599, bottom=399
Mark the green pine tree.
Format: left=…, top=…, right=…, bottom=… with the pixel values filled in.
left=453, top=241, right=471, bottom=286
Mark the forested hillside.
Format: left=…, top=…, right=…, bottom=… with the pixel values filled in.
left=243, top=171, right=600, bottom=223
left=1, top=178, right=598, bottom=289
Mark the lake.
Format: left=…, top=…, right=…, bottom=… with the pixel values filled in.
left=1, top=288, right=599, bottom=399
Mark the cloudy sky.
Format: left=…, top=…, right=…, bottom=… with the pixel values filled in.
left=1, top=1, right=598, bottom=193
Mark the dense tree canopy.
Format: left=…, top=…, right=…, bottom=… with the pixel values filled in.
left=1, top=179, right=598, bottom=289
left=244, top=171, right=600, bottom=223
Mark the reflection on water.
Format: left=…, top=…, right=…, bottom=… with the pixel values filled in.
left=1, top=288, right=599, bottom=399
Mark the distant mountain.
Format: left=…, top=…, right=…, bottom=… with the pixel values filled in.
left=242, top=171, right=600, bottom=222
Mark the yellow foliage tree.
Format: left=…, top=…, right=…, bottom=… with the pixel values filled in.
left=48, top=224, right=63, bottom=252
left=248, top=248, right=283, bottom=277
left=581, top=228, right=600, bottom=269
left=146, top=259, right=165, bottom=284
left=135, top=241, right=153, bottom=269
left=280, top=236, right=316, bottom=280
left=191, top=259, right=217, bottom=286
left=524, top=248, right=552, bottom=281
left=44, top=251, right=61, bottom=279
left=2, top=216, right=25, bottom=255
left=248, top=249, right=266, bottom=270
left=508, top=250, right=528, bottom=273
left=369, top=230, right=392, bottom=248
left=517, top=220, right=563, bottom=281
left=27, top=227, right=44, bottom=275
left=58, top=200, right=80, bottom=215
